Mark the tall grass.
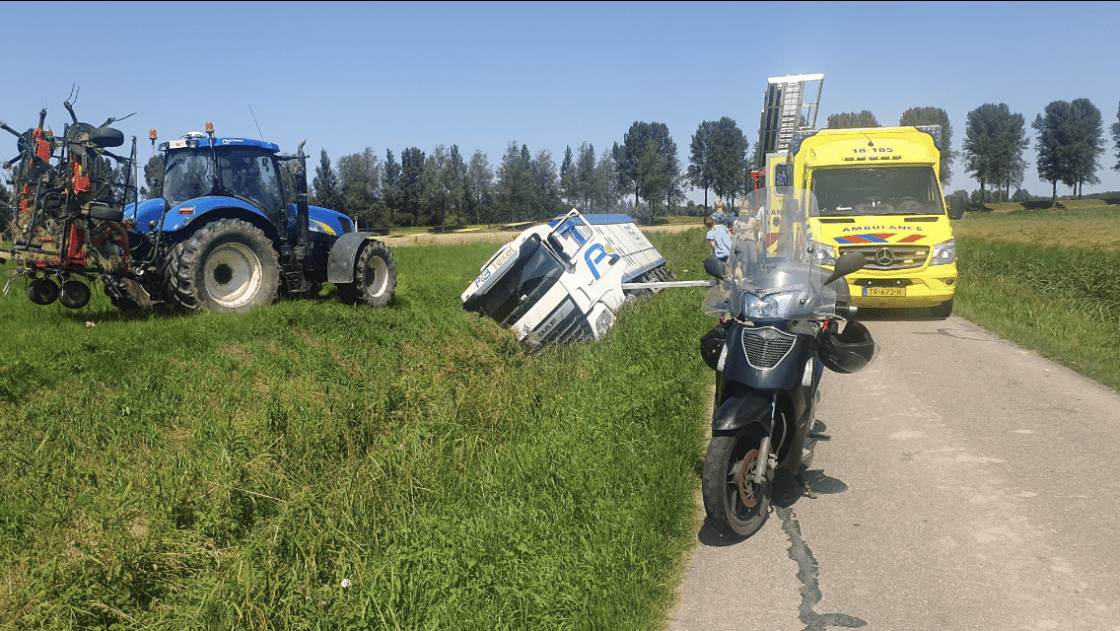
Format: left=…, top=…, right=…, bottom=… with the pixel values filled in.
left=0, top=228, right=716, bottom=629
left=955, top=235, right=1120, bottom=392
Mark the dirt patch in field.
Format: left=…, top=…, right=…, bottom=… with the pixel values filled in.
left=378, top=223, right=701, bottom=248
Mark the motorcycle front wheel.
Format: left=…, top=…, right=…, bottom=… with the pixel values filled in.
left=702, top=428, right=773, bottom=539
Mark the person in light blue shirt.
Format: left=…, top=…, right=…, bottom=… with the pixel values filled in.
left=704, top=214, right=732, bottom=262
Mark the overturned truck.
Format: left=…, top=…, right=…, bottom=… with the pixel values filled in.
left=461, top=211, right=686, bottom=349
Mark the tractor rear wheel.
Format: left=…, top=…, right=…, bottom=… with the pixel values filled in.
left=165, top=219, right=279, bottom=313
left=337, top=240, right=396, bottom=308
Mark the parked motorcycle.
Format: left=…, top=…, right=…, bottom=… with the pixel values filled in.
left=698, top=188, right=876, bottom=539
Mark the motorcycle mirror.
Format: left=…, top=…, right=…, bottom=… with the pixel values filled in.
left=703, top=257, right=725, bottom=280
left=948, top=194, right=966, bottom=220
left=823, top=252, right=865, bottom=286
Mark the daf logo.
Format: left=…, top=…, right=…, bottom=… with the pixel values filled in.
left=875, top=247, right=894, bottom=266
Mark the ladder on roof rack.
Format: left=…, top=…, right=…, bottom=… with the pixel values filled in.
left=757, top=73, right=824, bottom=166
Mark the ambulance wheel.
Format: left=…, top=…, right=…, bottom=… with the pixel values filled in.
left=930, top=298, right=953, bottom=319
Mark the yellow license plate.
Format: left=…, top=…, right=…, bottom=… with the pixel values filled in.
left=864, top=287, right=905, bottom=297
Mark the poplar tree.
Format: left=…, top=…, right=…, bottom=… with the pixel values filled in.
left=143, top=154, right=165, bottom=199
left=398, top=147, right=425, bottom=226
left=312, top=149, right=340, bottom=210
left=615, top=121, right=678, bottom=222
left=466, top=150, right=493, bottom=225
left=963, top=103, right=1029, bottom=204
left=826, top=111, right=880, bottom=128
left=899, top=107, right=956, bottom=186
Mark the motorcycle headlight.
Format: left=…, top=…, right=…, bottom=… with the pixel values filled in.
left=743, top=292, right=795, bottom=320
left=809, top=241, right=836, bottom=267
left=931, top=238, right=956, bottom=266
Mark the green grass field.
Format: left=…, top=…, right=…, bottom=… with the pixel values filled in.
left=3, top=208, right=1116, bottom=629
left=0, top=230, right=716, bottom=629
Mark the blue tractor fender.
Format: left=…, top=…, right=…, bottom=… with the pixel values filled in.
left=127, top=196, right=277, bottom=239
left=327, top=232, right=383, bottom=284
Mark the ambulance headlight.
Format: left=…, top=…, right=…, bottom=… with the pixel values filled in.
left=931, top=239, right=956, bottom=265
left=810, top=241, right=836, bottom=267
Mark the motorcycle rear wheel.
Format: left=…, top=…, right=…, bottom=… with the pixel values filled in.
left=702, top=428, right=773, bottom=539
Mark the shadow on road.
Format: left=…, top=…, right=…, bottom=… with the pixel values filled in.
left=855, top=306, right=944, bottom=322
left=697, top=469, right=849, bottom=547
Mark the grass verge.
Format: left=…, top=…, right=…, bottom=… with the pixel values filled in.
left=0, top=229, right=716, bottom=629
left=955, top=232, right=1120, bottom=392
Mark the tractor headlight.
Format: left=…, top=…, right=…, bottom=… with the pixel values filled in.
left=931, top=239, right=956, bottom=266
left=810, top=241, right=836, bottom=267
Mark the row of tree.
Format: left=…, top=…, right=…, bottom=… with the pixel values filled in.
left=7, top=100, right=1120, bottom=229
left=311, top=122, right=694, bottom=229
left=835, top=99, right=1117, bottom=204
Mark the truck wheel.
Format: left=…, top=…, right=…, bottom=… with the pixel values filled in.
left=930, top=298, right=953, bottom=319
left=337, top=240, right=396, bottom=308
left=166, top=219, right=279, bottom=313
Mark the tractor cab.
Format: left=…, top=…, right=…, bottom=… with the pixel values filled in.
left=162, top=134, right=285, bottom=217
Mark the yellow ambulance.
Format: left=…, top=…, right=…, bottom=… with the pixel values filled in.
left=788, top=126, right=960, bottom=318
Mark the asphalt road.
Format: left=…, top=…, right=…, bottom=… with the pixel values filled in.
left=667, top=312, right=1120, bottom=631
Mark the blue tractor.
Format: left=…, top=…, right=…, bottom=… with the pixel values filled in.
left=103, top=124, right=396, bottom=312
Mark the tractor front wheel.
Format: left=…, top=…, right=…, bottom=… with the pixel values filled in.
left=166, top=219, right=279, bottom=313
left=337, top=240, right=396, bottom=308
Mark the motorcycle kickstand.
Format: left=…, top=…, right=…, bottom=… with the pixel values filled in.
left=796, top=472, right=818, bottom=500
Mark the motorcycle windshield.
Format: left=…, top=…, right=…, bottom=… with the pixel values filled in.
left=704, top=188, right=839, bottom=322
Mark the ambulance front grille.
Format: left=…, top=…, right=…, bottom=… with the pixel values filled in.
left=844, top=245, right=930, bottom=270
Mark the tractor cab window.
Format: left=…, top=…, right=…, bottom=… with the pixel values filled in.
left=218, top=150, right=283, bottom=214
left=164, top=150, right=218, bottom=206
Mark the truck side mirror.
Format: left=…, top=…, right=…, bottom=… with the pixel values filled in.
left=948, top=195, right=965, bottom=219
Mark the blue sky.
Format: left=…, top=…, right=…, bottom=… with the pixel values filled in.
left=3, top=1, right=1119, bottom=201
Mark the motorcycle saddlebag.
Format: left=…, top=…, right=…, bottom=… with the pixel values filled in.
left=821, top=319, right=876, bottom=374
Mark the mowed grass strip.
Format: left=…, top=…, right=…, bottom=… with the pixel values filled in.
left=0, top=228, right=715, bottom=629
left=953, top=205, right=1120, bottom=253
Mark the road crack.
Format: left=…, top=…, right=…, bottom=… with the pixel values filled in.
left=778, top=507, right=866, bottom=630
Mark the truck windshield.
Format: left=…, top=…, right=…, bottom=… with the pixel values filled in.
left=811, top=167, right=944, bottom=216
left=163, top=147, right=284, bottom=213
